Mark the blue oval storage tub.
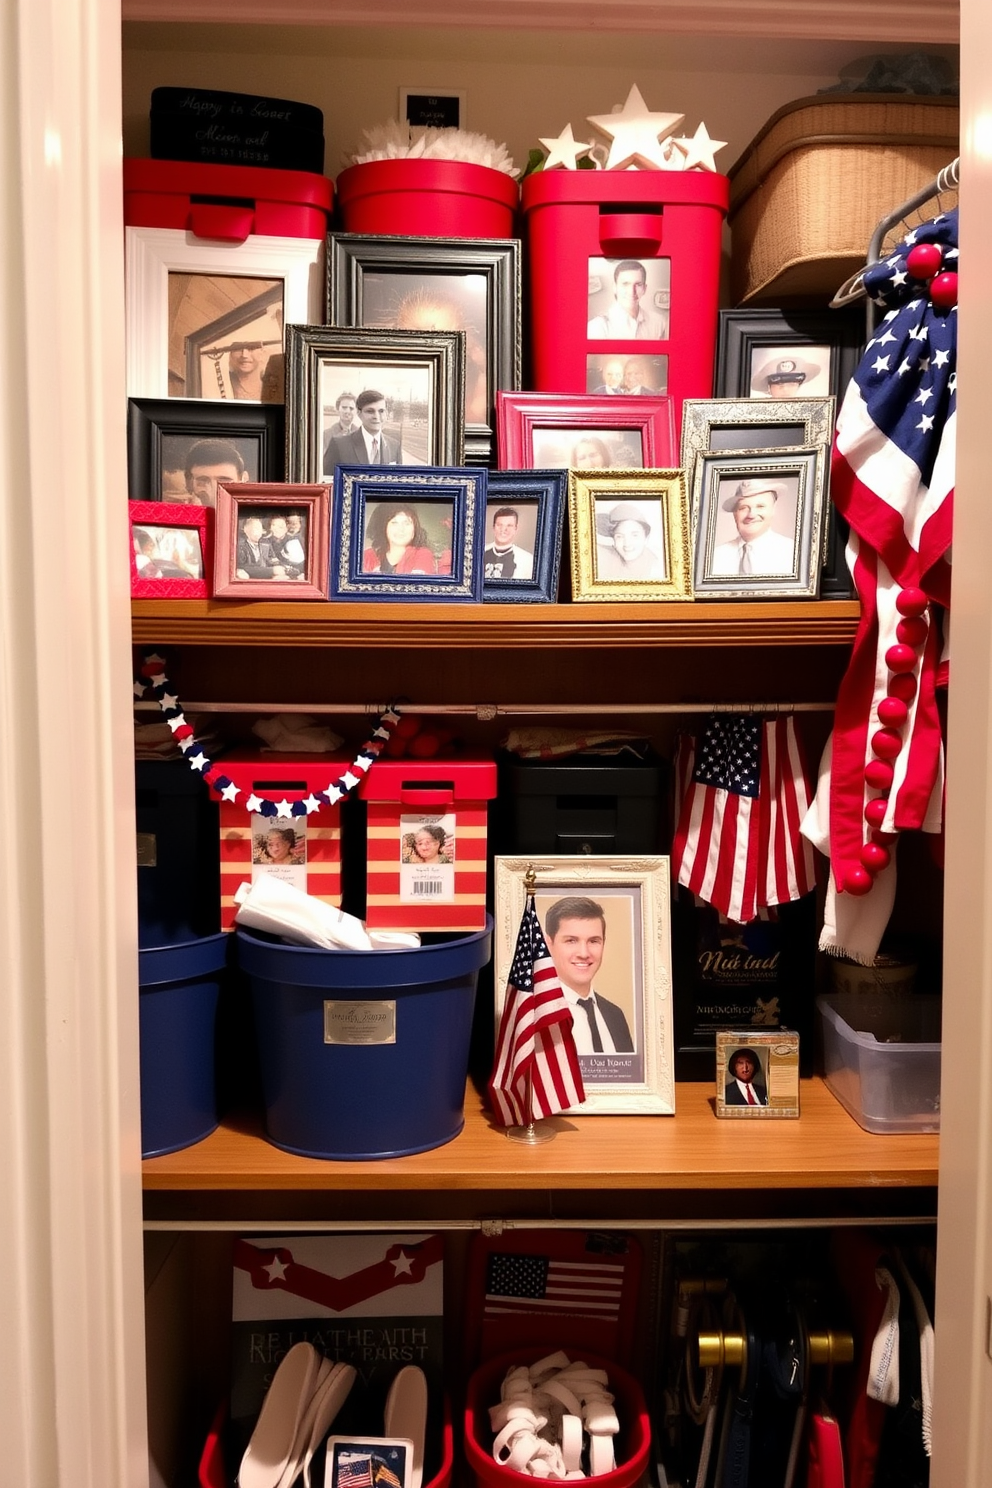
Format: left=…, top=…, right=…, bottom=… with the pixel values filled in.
left=235, top=920, right=492, bottom=1159
left=139, top=933, right=228, bottom=1158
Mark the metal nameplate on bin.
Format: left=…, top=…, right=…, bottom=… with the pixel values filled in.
left=323, top=1000, right=396, bottom=1045
left=136, top=832, right=157, bottom=867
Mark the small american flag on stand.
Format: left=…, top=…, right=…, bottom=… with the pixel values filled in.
left=672, top=714, right=816, bottom=923
left=488, top=892, right=585, bottom=1126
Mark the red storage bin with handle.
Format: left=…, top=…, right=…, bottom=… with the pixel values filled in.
left=522, top=168, right=729, bottom=429
left=124, top=158, right=333, bottom=243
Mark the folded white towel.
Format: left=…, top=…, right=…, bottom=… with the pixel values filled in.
left=252, top=713, right=344, bottom=754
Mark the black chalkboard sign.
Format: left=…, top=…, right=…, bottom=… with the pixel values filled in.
left=151, top=87, right=324, bottom=173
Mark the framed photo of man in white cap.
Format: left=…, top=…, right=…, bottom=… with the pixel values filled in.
left=691, top=447, right=827, bottom=598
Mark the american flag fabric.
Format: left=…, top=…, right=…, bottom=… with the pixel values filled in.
left=672, top=715, right=817, bottom=923
left=488, top=894, right=585, bottom=1126
left=801, top=210, right=954, bottom=961
left=484, top=1251, right=624, bottom=1322
left=337, top=1457, right=375, bottom=1488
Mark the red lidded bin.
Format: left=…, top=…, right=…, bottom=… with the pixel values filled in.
left=123, top=158, right=333, bottom=242
left=358, top=756, right=497, bottom=932
left=522, top=169, right=729, bottom=428
left=336, top=159, right=519, bottom=239
left=209, top=753, right=346, bottom=931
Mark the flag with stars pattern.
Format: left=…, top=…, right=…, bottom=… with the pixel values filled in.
left=488, top=894, right=585, bottom=1126
left=672, top=716, right=816, bottom=923
left=801, top=210, right=953, bottom=961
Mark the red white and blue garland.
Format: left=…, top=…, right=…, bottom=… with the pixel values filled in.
left=134, top=649, right=399, bottom=816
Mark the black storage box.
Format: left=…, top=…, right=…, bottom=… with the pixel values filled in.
left=136, top=758, right=220, bottom=947
left=501, top=753, right=665, bottom=855
left=150, top=87, right=325, bottom=173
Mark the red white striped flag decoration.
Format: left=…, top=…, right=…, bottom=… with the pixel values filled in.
left=488, top=894, right=585, bottom=1126
left=483, top=1251, right=623, bottom=1322
left=671, top=715, right=816, bottom=924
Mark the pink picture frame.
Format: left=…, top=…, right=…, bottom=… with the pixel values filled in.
left=213, top=482, right=330, bottom=600
left=496, top=390, right=678, bottom=472
left=129, top=500, right=212, bottom=599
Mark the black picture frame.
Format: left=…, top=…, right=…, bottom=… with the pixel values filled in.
left=285, top=325, right=466, bottom=484
left=481, top=470, right=566, bottom=604
left=328, top=234, right=521, bottom=467
left=126, top=397, right=285, bottom=504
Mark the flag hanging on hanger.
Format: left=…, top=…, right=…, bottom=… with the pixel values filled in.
left=488, top=893, right=585, bottom=1127
left=801, top=207, right=955, bottom=964
left=671, top=714, right=817, bottom=924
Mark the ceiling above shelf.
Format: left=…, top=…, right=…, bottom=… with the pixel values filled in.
left=120, top=0, right=959, bottom=43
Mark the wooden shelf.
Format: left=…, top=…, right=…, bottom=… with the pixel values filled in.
left=131, top=599, right=860, bottom=650
left=143, top=1078, right=938, bottom=1196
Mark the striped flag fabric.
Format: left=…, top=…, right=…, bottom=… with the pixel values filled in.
left=671, top=715, right=816, bottom=923
left=488, top=894, right=585, bottom=1126
left=484, top=1251, right=624, bottom=1322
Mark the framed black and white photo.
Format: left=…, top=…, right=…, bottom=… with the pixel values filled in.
left=568, top=470, right=692, bottom=603
left=482, top=470, right=565, bottom=603
left=213, top=481, right=329, bottom=600
left=494, top=855, right=675, bottom=1116
left=497, top=391, right=677, bottom=472
left=715, top=307, right=865, bottom=404
left=328, top=234, right=520, bottom=465
left=124, top=227, right=323, bottom=402
left=285, top=326, right=465, bottom=484
left=331, top=467, right=485, bottom=602
left=127, top=398, right=285, bottom=505
left=587, top=255, right=671, bottom=341
left=691, top=448, right=826, bottom=599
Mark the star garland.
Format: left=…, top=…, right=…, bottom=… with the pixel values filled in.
left=135, top=649, right=399, bottom=816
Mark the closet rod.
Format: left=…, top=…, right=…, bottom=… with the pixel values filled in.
left=135, top=700, right=837, bottom=717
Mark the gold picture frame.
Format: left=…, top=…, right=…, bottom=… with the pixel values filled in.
left=567, top=469, right=692, bottom=603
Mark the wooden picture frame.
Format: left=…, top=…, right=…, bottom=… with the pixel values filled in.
left=330, top=466, right=485, bottom=602
left=494, top=855, right=675, bottom=1116
left=567, top=470, right=692, bottom=603
left=129, top=500, right=212, bottom=599
left=482, top=470, right=566, bottom=604
left=126, top=397, right=285, bottom=505
left=328, top=233, right=521, bottom=466
left=285, top=325, right=466, bottom=484
left=213, top=481, right=330, bottom=600
left=496, top=391, right=678, bottom=472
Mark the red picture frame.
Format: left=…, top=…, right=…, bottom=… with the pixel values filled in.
left=129, top=500, right=212, bottom=599
left=213, top=482, right=330, bottom=600
left=496, top=391, right=677, bottom=472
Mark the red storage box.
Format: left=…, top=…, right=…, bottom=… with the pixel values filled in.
left=336, top=159, right=519, bottom=239
left=209, top=753, right=346, bottom=930
left=123, top=158, right=333, bottom=243
left=521, top=169, right=729, bottom=429
left=358, top=756, right=497, bottom=932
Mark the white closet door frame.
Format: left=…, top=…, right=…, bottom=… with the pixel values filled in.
left=0, top=0, right=148, bottom=1480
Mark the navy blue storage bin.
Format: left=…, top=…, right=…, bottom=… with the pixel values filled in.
left=139, top=933, right=228, bottom=1158
left=135, top=758, right=220, bottom=947
left=235, top=920, right=492, bottom=1160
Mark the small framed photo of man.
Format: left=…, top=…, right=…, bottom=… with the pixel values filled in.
left=691, top=448, right=826, bottom=599
left=213, top=481, right=330, bottom=600
left=715, top=307, right=864, bottom=402
left=482, top=471, right=566, bottom=604
left=284, top=325, right=466, bottom=484
left=494, top=855, right=675, bottom=1115
left=587, top=257, right=671, bottom=341
left=127, top=399, right=285, bottom=506
left=568, top=471, right=691, bottom=603
left=129, top=500, right=212, bottom=599
left=715, top=1029, right=800, bottom=1119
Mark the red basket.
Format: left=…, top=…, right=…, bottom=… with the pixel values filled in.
left=336, top=159, right=519, bottom=239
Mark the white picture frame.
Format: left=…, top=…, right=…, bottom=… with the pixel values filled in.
left=125, top=226, right=324, bottom=401
left=494, top=855, right=675, bottom=1116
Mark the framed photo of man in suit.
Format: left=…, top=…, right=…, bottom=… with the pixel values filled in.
left=494, top=855, right=674, bottom=1116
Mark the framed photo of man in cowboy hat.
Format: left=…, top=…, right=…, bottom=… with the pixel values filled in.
left=690, top=447, right=827, bottom=599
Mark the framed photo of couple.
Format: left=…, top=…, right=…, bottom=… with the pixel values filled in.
left=493, top=856, right=675, bottom=1116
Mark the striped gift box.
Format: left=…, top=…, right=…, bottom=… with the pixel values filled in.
left=211, top=754, right=346, bottom=931
left=359, top=758, right=497, bottom=932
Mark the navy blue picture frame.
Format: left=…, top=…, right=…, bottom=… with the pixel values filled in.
left=482, top=470, right=566, bottom=604
left=330, top=466, right=486, bottom=602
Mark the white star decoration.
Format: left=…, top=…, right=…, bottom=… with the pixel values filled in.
left=275, top=799, right=294, bottom=818
left=160, top=692, right=178, bottom=711
left=890, top=269, right=908, bottom=287
left=325, top=784, right=344, bottom=805
left=539, top=122, right=593, bottom=170
left=166, top=713, right=187, bottom=733
left=340, top=771, right=361, bottom=791
left=133, top=680, right=146, bottom=698
left=391, top=1251, right=414, bottom=1276
left=897, top=359, right=913, bottom=376
left=189, top=752, right=207, bottom=772
left=220, top=782, right=240, bottom=803
left=933, top=347, right=950, bottom=367
left=876, top=330, right=897, bottom=347
left=246, top=793, right=264, bottom=813
left=917, top=414, right=935, bottom=432
left=587, top=84, right=684, bottom=171
left=302, top=794, right=323, bottom=814
left=872, top=355, right=890, bottom=373
left=264, top=1256, right=289, bottom=1282
left=671, top=121, right=727, bottom=173
left=355, top=755, right=375, bottom=772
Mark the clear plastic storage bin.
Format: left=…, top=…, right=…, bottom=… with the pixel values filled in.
left=817, top=991, right=941, bottom=1134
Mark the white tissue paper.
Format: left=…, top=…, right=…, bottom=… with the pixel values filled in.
left=233, top=877, right=420, bottom=951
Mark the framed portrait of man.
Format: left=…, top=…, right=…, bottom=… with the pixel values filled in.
left=127, top=398, right=285, bottom=506
left=494, top=855, right=675, bottom=1115
left=497, top=391, right=677, bottom=472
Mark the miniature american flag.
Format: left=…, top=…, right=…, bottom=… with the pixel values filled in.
left=488, top=894, right=585, bottom=1126
left=484, top=1251, right=624, bottom=1322
left=672, top=715, right=816, bottom=923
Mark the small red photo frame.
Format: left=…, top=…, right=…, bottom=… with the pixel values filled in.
left=129, top=501, right=212, bottom=598
left=496, top=391, right=677, bottom=472
left=213, top=482, right=330, bottom=600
